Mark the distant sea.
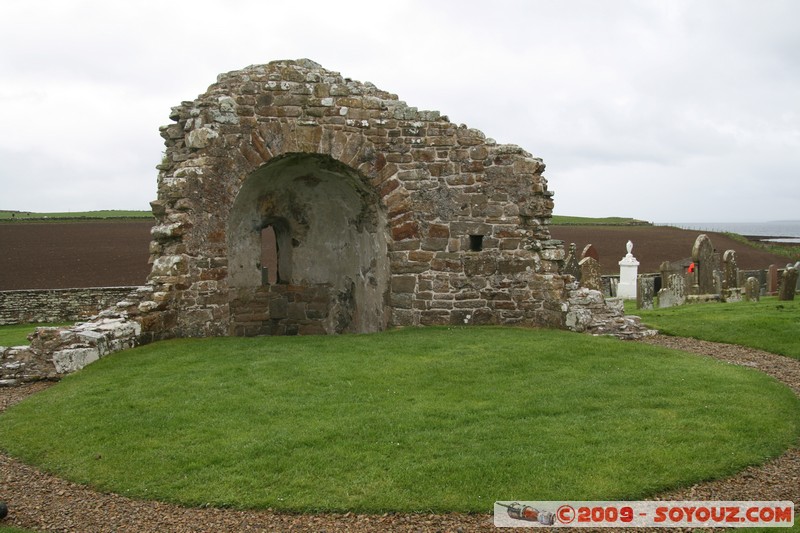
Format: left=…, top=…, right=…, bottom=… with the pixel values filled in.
left=659, top=220, right=800, bottom=243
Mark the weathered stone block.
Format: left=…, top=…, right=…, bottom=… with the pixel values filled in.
left=269, top=298, right=288, bottom=319
left=391, top=275, right=417, bottom=293
left=421, top=238, right=449, bottom=252
left=463, top=256, right=497, bottom=276
left=390, top=293, right=413, bottom=309
left=420, top=310, right=450, bottom=326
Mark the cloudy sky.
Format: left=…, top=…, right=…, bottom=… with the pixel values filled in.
left=2, top=0, right=798, bottom=223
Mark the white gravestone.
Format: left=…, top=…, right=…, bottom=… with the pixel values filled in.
left=617, top=240, right=639, bottom=299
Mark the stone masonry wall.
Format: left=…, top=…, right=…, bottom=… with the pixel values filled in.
left=133, top=58, right=569, bottom=339
left=0, top=287, right=141, bottom=325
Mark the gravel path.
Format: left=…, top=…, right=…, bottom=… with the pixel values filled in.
left=1, top=335, right=798, bottom=532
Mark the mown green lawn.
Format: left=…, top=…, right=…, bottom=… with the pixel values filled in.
left=1, top=327, right=797, bottom=513
left=631, top=297, right=800, bottom=359
left=0, top=323, right=73, bottom=347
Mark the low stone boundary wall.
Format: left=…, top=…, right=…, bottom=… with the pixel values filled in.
left=0, top=287, right=142, bottom=325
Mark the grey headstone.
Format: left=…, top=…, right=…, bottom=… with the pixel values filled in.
left=564, top=243, right=581, bottom=281
left=579, top=256, right=602, bottom=291
left=778, top=267, right=798, bottom=301
left=722, top=250, right=742, bottom=302
left=740, top=269, right=765, bottom=295
left=660, top=261, right=672, bottom=288
left=744, top=276, right=760, bottom=302
left=796, top=262, right=800, bottom=292
left=658, top=273, right=686, bottom=308
left=724, top=288, right=743, bottom=303
left=722, top=249, right=739, bottom=289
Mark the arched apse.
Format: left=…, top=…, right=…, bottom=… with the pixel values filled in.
left=227, top=153, right=390, bottom=335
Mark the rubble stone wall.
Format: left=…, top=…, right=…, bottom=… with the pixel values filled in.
left=133, top=58, right=568, bottom=339
left=0, top=287, right=141, bottom=325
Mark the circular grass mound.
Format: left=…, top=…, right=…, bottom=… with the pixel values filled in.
left=1, top=327, right=798, bottom=513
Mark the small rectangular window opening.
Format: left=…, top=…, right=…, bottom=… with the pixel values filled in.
left=261, top=225, right=278, bottom=284
left=469, top=234, right=484, bottom=252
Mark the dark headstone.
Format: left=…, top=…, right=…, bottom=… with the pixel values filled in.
left=691, top=234, right=716, bottom=295
left=637, top=276, right=655, bottom=310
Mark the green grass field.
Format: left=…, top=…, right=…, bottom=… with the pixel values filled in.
left=1, top=327, right=797, bottom=513
left=550, top=214, right=652, bottom=226
left=0, top=210, right=152, bottom=221
left=0, top=323, right=73, bottom=347
left=632, top=297, right=800, bottom=359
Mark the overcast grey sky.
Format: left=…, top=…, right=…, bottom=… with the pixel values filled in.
left=1, top=0, right=798, bottom=222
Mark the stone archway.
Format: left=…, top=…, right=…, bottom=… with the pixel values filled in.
left=227, top=153, right=390, bottom=336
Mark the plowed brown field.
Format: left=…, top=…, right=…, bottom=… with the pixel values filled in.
left=0, top=221, right=792, bottom=290
left=0, top=220, right=153, bottom=290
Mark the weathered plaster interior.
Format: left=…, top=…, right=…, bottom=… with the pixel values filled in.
left=227, top=153, right=390, bottom=334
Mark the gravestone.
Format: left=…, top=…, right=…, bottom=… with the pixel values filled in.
left=602, top=277, right=616, bottom=298
left=617, top=240, right=639, bottom=299
left=778, top=266, right=798, bottom=301
left=658, top=274, right=686, bottom=308
left=795, top=261, right=800, bottom=292
left=691, top=234, right=716, bottom=295
left=564, top=243, right=581, bottom=281
left=579, top=257, right=602, bottom=291
left=713, top=270, right=722, bottom=295
left=637, top=276, right=655, bottom=310
left=740, top=269, right=766, bottom=295
left=743, top=276, right=760, bottom=302
left=660, top=261, right=671, bottom=289
left=683, top=270, right=695, bottom=295
left=722, top=250, right=739, bottom=290
left=580, top=244, right=599, bottom=262
left=721, top=250, right=742, bottom=302
left=767, top=264, right=779, bottom=296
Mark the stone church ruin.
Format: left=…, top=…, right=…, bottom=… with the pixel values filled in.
left=2, top=59, right=648, bottom=382
left=149, top=58, right=568, bottom=338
